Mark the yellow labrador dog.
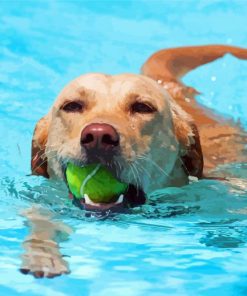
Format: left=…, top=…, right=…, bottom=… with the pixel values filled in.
left=22, top=45, right=247, bottom=277
left=32, top=45, right=247, bottom=207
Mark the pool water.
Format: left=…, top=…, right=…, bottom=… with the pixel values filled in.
left=1, top=1, right=247, bottom=295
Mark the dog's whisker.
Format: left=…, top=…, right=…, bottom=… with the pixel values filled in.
left=178, top=157, right=191, bottom=176
left=115, top=159, right=123, bottom=179
left=111, top=159, right=120, bottom=179
left=126, top=163, right=133, bottom=184
left=33, top=150, right=57, bottom=172
left=129, top=163, right=140, bottom=190
left=131, top=162, right=143, bottom=197
left=137, top=155, right=171, bottom=180
left=32, top=157, right=49, bottom=173
left=134, top=159, right=152, bottom=179
left=132, top=162, right=142, bottom=187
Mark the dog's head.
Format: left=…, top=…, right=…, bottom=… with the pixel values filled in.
left=31, top=73, right=203, bottom=209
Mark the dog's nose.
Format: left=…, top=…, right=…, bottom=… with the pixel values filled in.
left=81, top=123, right=119, bottom=150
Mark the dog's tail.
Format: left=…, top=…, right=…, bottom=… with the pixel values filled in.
left=141, top=44, right=247, bottom=83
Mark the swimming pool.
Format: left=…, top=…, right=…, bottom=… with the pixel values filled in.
left=1, top=1, right=247, bottom=295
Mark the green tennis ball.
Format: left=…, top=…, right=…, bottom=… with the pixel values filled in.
left=66, top=163, right=128, bottom=203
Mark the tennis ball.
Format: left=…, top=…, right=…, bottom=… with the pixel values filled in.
left=65, top=163, right=128, bottom=203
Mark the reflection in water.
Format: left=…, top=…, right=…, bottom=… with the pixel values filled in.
left=20, top=207, right=72, bottom=278
left=0, top=171, right=247, bottom=294
left=200, top=231, right=245, bottom=248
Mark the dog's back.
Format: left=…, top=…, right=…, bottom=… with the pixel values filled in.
left=142, top=45, right=247, bottom=172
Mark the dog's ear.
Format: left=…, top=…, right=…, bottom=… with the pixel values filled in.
left=171, top=103, right=204, bottom=178
left=31, top=115, right=50, bottom=178
left=179, top=123, right=204, bottom=178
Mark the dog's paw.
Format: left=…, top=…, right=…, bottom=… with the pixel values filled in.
left=20, top=255, right=70, bottom=278
left=20, top=240, right=70, bottom=278
left=20, top=268, right=69, bottom=278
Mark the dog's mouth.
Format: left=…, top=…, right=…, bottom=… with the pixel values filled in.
left=70, top=184, right=146, bottom=212
left=63, top=160, right=146, bottom=212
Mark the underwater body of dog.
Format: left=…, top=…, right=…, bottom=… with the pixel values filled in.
left=23, top=44, right=247, bottom=277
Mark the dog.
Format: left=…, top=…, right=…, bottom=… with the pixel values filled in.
left=31, top=44, right=247, bottom=198
left=23, top=44, right=247, bottom=277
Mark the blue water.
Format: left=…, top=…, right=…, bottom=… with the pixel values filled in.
left=1, top=1, right=247, bottom=295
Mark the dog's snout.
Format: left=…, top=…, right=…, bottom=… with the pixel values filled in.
left=81, top=123, right=119, bottom=150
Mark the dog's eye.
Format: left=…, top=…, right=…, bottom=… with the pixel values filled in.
left=62, top=101, right=84, bottom=112
left=131, top=102, right=157, bottom=114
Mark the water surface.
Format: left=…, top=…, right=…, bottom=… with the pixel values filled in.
left=1, top=1, right=247, bottom=295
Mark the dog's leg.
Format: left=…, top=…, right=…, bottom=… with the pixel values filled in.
left=20, top=207, right=72, bottom=278
left=142, top=44, right=247, bottom=83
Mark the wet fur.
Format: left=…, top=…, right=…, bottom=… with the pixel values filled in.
left=32, top=45, right=247, bottom=185
left=27, top=44, right=247, bottom=278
